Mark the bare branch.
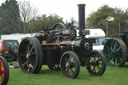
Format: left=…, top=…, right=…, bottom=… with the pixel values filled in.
left=18, top=0, right=38, bottom=33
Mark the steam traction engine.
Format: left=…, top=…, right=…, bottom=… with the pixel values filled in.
left=103, top=31, right=128, bottom=67
left=18, top=4, right=106, bottom=79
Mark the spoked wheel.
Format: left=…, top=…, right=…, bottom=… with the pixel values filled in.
left=103, top=38, right=127, bottom=67
left=60, top=51, right=80, bottom=79
left=87, top=50, right=106, bottom=76
left=18, top=37, right=43, bottom=73
left=0, top=56, right=9, bottom=85
left=48, top=65, right=60, bottom=71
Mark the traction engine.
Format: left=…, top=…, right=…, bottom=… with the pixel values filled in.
left=18, top=4, right=106, bottom=79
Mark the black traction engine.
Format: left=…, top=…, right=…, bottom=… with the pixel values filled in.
left=18, top=4, right=106, bottom=79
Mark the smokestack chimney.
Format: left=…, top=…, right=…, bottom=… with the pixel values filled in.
left=78, top=4, right=86, bottom=38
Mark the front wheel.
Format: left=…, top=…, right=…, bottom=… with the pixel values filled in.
left=60, top=51, right=80, bottom=79
left=87, top=50, right=106, bottom=76
left=0, top=56, right=9, bottom=85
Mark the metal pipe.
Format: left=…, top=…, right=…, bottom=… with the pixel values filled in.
left=78, top=4, right=86, bottom=38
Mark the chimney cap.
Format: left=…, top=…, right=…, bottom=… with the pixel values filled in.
left=78, top=4, right=86, bottom=6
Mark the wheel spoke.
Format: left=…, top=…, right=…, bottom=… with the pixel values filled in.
left=111, top=55, right=121, bottom=66
left=113, top=42, right=117, bottom=50
left=115, top=47, right=121, bottom=52
left=115, top=58, right=118, bottom=66
left=22, top=61, right=29, bottom=67
left=65, top=67, right=69, bottom=72
left=65, top=57, right=68, bottom=63
left=67, top=56, right=72, bottom=63
left=111, top=41, right=115, bottom=51
left=97, top=66, right=102, bottom=72
left=70, top=68, right=75, bottom=74
left=93, top=66, right=96, bottom=72
left=27, top=64, right=33, bottom=72
left=29, top=45, right=34, bottom=54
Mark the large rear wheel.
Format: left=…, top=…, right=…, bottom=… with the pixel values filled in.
left=18, top=37, right=43, bottom=73
left=103, top=38, right=127, bottom=67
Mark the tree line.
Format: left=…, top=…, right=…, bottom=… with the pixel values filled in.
left=0, top=0, right=63, bottom=34
left=87, top=5, right=128, bottom=37
left=0, top=0, right=128, bottom=37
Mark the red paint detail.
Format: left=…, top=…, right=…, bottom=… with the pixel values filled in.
left=0, top=59, right=5, bottom=85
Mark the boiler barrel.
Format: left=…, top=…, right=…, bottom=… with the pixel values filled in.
left=61, top=38, right=92, bottom=56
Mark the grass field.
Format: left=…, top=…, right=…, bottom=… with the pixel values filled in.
left=7, top=65, right=128, bottom=85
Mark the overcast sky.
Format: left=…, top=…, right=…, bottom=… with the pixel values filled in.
left=0, top=0, right=128, bottom=21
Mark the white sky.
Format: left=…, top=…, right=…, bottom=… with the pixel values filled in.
left=0, top=0, right=128, bottom=22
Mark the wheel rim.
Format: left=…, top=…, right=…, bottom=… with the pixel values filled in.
left=87, top=52, right=105, bottom=75
left=60, top=51, right=80, bottom=79
left=18, top=38, right=37, bottom=73
left=0, top=59, right=5, bottom=85
left=103, top=38, right=127, bottom=66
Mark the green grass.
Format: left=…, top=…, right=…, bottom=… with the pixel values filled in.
left=8, top=66, right=128, bottom=85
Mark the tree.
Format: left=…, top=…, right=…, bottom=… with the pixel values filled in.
left=0, top=0, right=22, bottom=34
left=124, top=9, right=128, bottom=30
left=26, top=14, right=63, bottom=32
left=87, top=5, right=115, bottom=32
left=87, top=5, right=128, bottom=36
left=18, top=0, right=38, bottom=33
